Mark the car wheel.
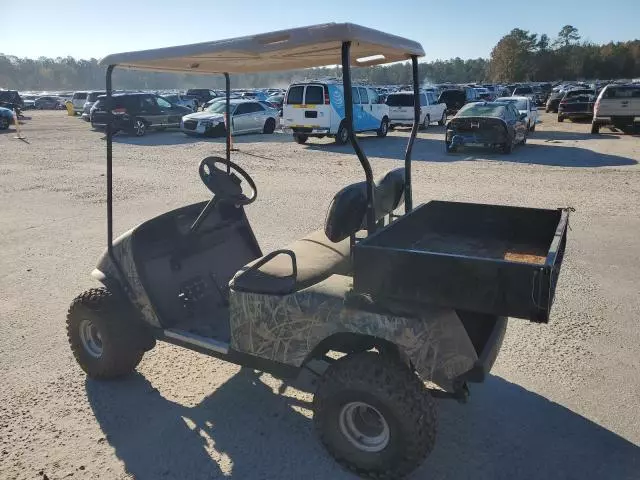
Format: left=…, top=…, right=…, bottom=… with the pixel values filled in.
left=420, top=114, right=430, bottom=130
left=557, top=115, right=564, bottom=123
left=530, top=123, right=536, bottom=132
left=132, top=118, right=147, bottom=136
left=438, top=111, right=446, bottom=126
left=501, top=136, right=514, bottom=154
left=376, top=118, right=389, bottom=137
left=521, top=133, right=527, bottom=145
left=445, top=140, right=456, bottom=153
left=0, top=117, right=9, bottom=130
left=66, top=288, right=150, bottom=379
left=591, top=123, right=600, bottom=134
left=545, top=107, right=550, bottom=113
left=263, top=117, right=276, bottom=134
left=314, top=352, right=436, bottom=480
left=335, top=122, right=349, bottom=145
left=294, top=134, right=308, bottom=144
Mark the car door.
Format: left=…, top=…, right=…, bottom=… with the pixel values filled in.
left=358, top=87, right=376, bottom=130
left=138, top=95, right=163, bottom=127
left=510, top=104, right=525, bottom=141
left=246, top=102, right=267, bottom=132
left=232, top=103, right=252, bottom=133
left=157, top=96, right=184, bottom=126
left=351, top=87, right=363, bottom=131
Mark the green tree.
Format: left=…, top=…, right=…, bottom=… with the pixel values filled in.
left=555, top=25, right=581, bottom=48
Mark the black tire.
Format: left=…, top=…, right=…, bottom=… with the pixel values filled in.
left=263, top=117, right=276, bottom=134
left=0, top=117, right=9, bottom=130
left=557, top=115, right=564, bottom=123
left=376, top=118, right=389, bottom=137
left=501, top=135, right=514, bottom=154
left=66, top=288, right=147, bottom=379
left=438, top=111, right=446, bottom=126
left=530, top=123, right=536, bottom=132
left=420, top=114, right=430, bottom=130
left=314, top=352, right=436, bottom=480
left=521, top=133, right=527, bottom=145
left=130, top=118, right=147, bottom=136
left=545, top=107, right=550, bottom=113
left=294, top=134, right=308, bottom=144
left=591, top=123, right=600, bottom=134
left=335, top=122, right=349, bottom=145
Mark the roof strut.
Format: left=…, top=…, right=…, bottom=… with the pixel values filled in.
left=341, top=41, right=376, bottom=234
left=106, top=65, right=114, bottom=252
left=404, top=55, right=419, bottom=213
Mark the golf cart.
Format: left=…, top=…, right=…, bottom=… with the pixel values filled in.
left=67, top=23, right=570, bottom=479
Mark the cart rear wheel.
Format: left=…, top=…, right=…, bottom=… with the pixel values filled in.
left=67, top=288, right=147, bottom=379
left=313, top=352, right=436, bottom=480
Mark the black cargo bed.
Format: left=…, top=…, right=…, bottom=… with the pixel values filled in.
left=353, top=201, right=569, bottom=323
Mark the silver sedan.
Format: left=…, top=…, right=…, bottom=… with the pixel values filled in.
left=181, top=99, right=279, bottom=136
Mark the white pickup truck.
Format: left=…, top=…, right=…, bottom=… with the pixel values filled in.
left=386, top=90, right=447, bottom=129
left=592, top=83, right=640, bottom=134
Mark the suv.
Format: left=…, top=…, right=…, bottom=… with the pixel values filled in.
left=72, top=91, right=88, bottom=114
left=81, top=91, right=106, bottom=121
left=282, top=80, right=390, bottom=144
left=91, top=93, right=192, bottom=136
left=386, top=91, right=446, bottom=129
left=592, top=83, right=640, bottom=134
left=186, top=89, right=219, bottom=110
left=0, top=90, right=23, bottom=111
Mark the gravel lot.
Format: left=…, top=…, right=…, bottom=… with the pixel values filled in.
left=1, top=111, right=639, bottom=480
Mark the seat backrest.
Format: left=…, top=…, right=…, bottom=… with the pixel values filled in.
left=324, top=168, right=406, bottom=243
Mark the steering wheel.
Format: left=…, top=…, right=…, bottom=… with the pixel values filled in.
left=198, top=156, right=257, bottom=206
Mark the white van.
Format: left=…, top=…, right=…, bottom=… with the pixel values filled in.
left=281, top=80, right=389, bottom=144
left=71, top=91, right=88, bottom=114
left=386, top=90, right=447, bottom=129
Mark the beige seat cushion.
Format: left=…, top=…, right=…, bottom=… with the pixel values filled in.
left=229, top=229, right=351, bottom=295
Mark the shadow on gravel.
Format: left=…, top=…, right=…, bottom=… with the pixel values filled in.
left=533, top=130, right=620, bottom=141
left=111, top=130, right=292, bottom=146
left=86, top=370, right=640, bottom=480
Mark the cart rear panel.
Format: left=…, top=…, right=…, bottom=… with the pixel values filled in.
left=353, top=201, right=569, bottom=323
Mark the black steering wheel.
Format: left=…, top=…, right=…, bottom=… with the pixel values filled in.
left=198, top=156, right=257, bottom=206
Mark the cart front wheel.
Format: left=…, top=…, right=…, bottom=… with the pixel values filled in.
left=67, top=288, right=149, bottom=379
left=313, top=352, right=436, bottom=480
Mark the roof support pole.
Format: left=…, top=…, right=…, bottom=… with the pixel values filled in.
left=106, top=64, right=115, bottom=252
left=224, top=72, right=231, bottom=173
left=404, top=55, right=419, bottom=213
left=341, top=41, right=375, bottom=234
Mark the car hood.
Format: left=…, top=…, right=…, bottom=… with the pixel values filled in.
left=182, top=111, right=225, bottom=121
left=0, top=106, right=14, bottom=116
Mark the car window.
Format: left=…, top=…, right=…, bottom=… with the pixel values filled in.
left=358, top=88, right=369, bottom=104
left=304, top=85, right=324, bottom=105
left=459, top=103, right=505, bottom=118
left=605, top=86, right=640, bottom=98
left=248, top=102, right=264, bottom=113
left=386, top=94, right=413, bottom=107
left=156, top=97, right=172, bottom=109
left=368, top=88, right=379, bottom=104
left=351, top=87, right=360, bottom=104
left=139, top=96, right=157, bottom=111
left=419, top=94, right=427, bottom=106
left=286, top=86, right=304, bottom=105
left=73, top=92, right=87, bottom=100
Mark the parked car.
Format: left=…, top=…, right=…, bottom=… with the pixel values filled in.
left=91, top=93, right=192, bottom=136
left=558, top=92, right=596, bottom=122
left=495, top=96, right=538, bottom=131
left=72, top=91, right=88, bottom=114
left=591, top=83, right=640, bottom=134
left=282, top=80, right=389, bottom=144
left=386, top=90, right=446, bottom=129
left=445, top=101, right=528, bottom=154
left=21, top=95, right=36, bottom=110
left=185, top=89, right=219, bottom=110
left=161, top=94, right=198, bottom=111
left=34, top=96, right=64, bottom=110
left=81, top=91, right=107, bottom=121
left=437, top=89, right=466, bottom=114
left=265, top=94, right=284, bottom=110
left=202, top=95, right=242, bottom=110
left=0, top=106, right=15, bottom=129
left=0, top=90, right=23, bottom=111
left=545, top=91, right=565, bottom=113
left=181, top=99, right=278, bottom=137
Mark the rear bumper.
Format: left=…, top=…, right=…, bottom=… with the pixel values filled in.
left=593, top=116, right=640, bottom=125
left=456, top=316, right=507, bottom=384
left=446, top=130, right=507, bottom=146
left=283, top=126, right=330, bottom=136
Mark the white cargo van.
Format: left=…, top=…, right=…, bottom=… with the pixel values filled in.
left=386, top=90, right=447, bottom=129
left=281, top=80, right=389, bottom=144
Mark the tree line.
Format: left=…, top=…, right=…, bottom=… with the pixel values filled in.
left=1, top=25, right=638, bottom=91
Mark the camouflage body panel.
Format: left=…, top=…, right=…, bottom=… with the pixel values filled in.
left=94, top=229, right=162, bottom=328
left=230, top=275, right=478, bottom=391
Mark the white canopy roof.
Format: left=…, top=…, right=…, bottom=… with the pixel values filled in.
left=99, top=23, right=425, bottom=74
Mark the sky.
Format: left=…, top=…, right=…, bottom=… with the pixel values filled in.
left=3, top=0, right=639, bottom=62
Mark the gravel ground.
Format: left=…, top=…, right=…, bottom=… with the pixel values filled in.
left=1, top=111, right=639, bottom=480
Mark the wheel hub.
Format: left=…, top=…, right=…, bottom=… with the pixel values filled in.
left=338, top=401, right=390, bottom=452
left=79, top=319, right=103, bottom=358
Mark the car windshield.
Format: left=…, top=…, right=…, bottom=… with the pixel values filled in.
left=497, top=98, right=528, bottom=110
left=206, top=102, right=231, bottom=114
left=163, top=95, right=179, bottom=103
left=513, top=87, right=533, bottom=94
left=457, top=103, right=504, bottom=117
left=386, top=94, right=414, bottom=107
